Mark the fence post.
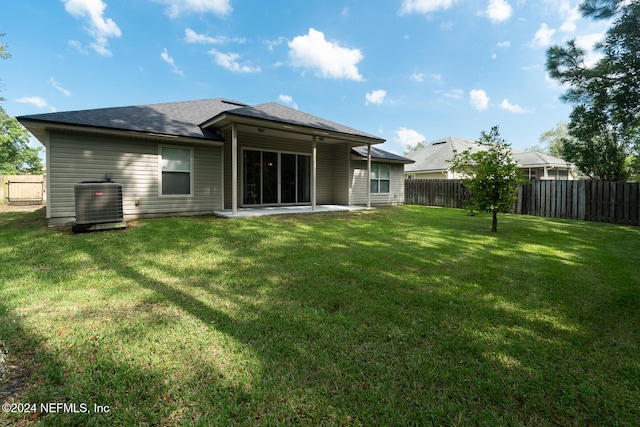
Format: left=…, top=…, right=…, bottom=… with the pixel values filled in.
left=0, top=175, right=5, bottom=205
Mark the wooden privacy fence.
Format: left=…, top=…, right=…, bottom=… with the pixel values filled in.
left=404, top=179, right=470, bottom=208
left=0, top=175, right=46, bottom=205
left=405, top=179, right=640, bottom=226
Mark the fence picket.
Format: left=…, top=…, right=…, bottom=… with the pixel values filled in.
left=405, top=179, right=640, bottom=226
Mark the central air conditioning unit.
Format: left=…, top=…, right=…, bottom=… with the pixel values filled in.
left=73, top=181, right=126, bottom=232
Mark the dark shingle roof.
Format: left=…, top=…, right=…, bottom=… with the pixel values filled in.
left=17, top=98, right=250, bottom=141
left=351, top=146, right=414, bottom=164
left=18, top=98, right=384, bottom=144
left=217, top=102, right=384, bottom=141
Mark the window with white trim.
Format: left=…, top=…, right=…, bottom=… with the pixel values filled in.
left=370, top=164, right=390, bottom=194
left=160, top=146, right=193, bottom=196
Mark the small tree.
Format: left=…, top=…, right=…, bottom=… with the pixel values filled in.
left=450, top=126, right=525, bottom=233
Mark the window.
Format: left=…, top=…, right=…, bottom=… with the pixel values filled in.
left=370, top=165, right=390, bottom=194
left=160, top=146, right=193, bottom=196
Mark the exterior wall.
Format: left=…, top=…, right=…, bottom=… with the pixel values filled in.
left=47, top=131, right=222, bottom=224
left=523, top=167, right=573, bottom=180
left=350, top=160, right=405, bottom=206
left=222, top=129, right=352, bottom=207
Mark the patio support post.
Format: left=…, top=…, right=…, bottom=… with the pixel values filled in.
left=231, top=123, right=238, bottom=215
left=312, top=136, right=317, bottom=211
left=367, top=144, right=371, bottom=209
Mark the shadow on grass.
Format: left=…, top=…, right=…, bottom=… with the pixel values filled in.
left=1, top=206, right=639, bottom=425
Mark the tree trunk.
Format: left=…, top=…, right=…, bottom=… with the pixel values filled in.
left=491, top=210, right=498, bottom=233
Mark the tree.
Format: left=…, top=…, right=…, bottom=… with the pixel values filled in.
left=0, top=106, right=44, bottom=175
left=450, top=126, right=525, bottom=233
left=546, top=0, right=640, bottom=181
left=403, top=140, right=427, bottom=155
left=564, top=106, right=632, bottom=180
left=0, top=33, right=8, bottom=58
left=1, top=33, right=11, bottom=101
left=538, top=121, right=573, bottom=159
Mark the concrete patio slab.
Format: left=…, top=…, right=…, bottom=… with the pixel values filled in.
left=214, top=205, right=371, bottom=218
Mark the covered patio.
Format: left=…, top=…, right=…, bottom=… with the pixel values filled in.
left=214, top=204, right=371, bottom=218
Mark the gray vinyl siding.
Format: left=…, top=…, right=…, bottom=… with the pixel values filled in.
left=222, top=130, right=349, bottom=207
left=47, top=131, right=222, bottom=223
left=332, top=143, right=351, bottom=205
left=350, top=161, right=405, bottom=206
left=315, top=144, right=334, bottom=204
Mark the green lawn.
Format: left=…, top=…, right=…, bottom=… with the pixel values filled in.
left=1, top=206, right=639, bottom=426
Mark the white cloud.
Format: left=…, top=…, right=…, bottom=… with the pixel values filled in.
left=437, top=88, right=464, bottom=99
left=532, top=23, right=556, bottom=48
left=483, top=0, right=512, bottom=23
left=278, top=94, right=298, bottom=109
left=184, top=28, right=245, bottom=44
left=266, top=37, right=287, bottom=52
left=185, top=28, right=223, bottom=44
left=208, top=49, right=261, bottom=73
left=410, top=71, right=424, bottom=82
left=68, top=39, right=88, bottom=54
left=49, top=77, right=71, bottom=97
left=559, top=3, right=581, bottom=33
left=497, top=41, right=511, bottom=48
left=161, top=48, right=183, bottom=75
left=500, top=99, right=530, bottom=113
left=16, top=96, right=49, bottom=110
left=469, top=89, right=489, bottom=111
left=365, top=89, right=387, bottom=105
left=394, top=127, right=426, bottom=150
left=154, top=0, right=232, bottom=18
left=288, top=28, right=363, bottom=81
left=398, top=0, right=459, bottom=15
left=62, top=0, right=122, bottom=56
left=575, top=33, right=606, bottom=67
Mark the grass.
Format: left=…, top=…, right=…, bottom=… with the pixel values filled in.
left=0, top=205, right=639, bottom=426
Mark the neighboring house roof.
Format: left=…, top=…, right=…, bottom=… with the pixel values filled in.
left=404, top=136, right=571, bottom=173
left=17, top=98, right=384, bottom=145
left=404, top=137, right=486, bottom=173
left=351, top=146, right=415, bottom=164
left=511, top=151, right=571, bottom=168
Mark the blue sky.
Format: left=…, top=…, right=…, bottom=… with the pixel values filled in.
left=2, top=0, right=610, bottom=155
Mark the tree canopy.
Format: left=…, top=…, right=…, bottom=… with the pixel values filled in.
left=403, top=140, right=428, bottom=155
left=546, top=0, right=640, bottom=181
left=450, top=126, right=525, bottom=233
left=538, top=122, right=573, bottom=159
left=0, top=107, right=43, bottom=175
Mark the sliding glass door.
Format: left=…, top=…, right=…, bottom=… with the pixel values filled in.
left=243, top=150, right=311, bottom=205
